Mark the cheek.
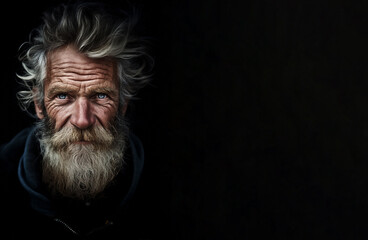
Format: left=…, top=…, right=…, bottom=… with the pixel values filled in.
left=93, top=105, right=119, bottom=126
left=44, top=99, right=73, bottom=127
left=46, top=105, right=72, bottom=129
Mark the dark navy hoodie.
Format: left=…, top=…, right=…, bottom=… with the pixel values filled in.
left=0, top=126, right=145, bottom=239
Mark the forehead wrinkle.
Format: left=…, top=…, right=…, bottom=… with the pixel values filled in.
left=52, top=61, right=114, bottom=72
left=47, top=45, right=116, bottom=80
left=46, top=46, right=118, bottom=92
left=50, top=62, right=114, bottom=80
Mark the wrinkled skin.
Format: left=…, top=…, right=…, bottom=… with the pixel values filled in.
left=35, top=45, right=122, bottom=142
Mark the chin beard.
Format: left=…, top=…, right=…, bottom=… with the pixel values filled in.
left=37, top=116, right=128, bottom=200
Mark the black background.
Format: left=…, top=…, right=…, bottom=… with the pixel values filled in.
left=2, top=0, right=368, bottom=239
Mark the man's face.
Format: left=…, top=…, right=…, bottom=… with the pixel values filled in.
left=36, top=44, right=120, bottom=132
left=34, top=45, right=127, bottom=200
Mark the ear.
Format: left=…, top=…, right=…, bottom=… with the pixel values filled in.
left=33, top=89, right=44, bottom=119
left=34, top=99, right=44, bottom=119
left=122, top=101, right=129, bottom=116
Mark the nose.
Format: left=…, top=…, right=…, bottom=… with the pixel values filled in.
left=70, top=97, right=95, bottom=129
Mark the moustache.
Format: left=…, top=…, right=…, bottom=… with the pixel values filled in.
left=49, top=125, right=114, bottom=149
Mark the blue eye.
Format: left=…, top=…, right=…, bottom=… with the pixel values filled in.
left=57, top=94, right=67, bottom=99
left=97, top=93, right=107, bottom=99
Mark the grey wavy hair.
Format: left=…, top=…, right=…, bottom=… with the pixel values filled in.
left=17, top=1, right=153, bottom=114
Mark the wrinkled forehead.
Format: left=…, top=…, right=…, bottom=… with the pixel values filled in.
left=46, top=45, right=117, bottom=83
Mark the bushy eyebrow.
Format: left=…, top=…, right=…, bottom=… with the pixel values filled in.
left=47, top=85, right=77, bottom=97
left=87, top=86, right=118, bottom=97
left=46, top=85, right=118, bottom=98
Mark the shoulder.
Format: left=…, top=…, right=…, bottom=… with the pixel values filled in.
left=128, top=131, right=144, bottom=171
left=0, top=127, right=34, bottom=175
left=0, top=127, right=35, bottom=217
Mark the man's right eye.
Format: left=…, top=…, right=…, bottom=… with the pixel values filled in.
left=57, top=94, right=67, bottom=99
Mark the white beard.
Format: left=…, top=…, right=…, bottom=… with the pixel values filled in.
left=38, top=120, right=127, bottom=200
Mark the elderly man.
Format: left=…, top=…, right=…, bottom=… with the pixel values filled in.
left=0, top=1, right=152, bottom=239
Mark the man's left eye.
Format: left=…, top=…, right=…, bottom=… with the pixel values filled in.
left=97, top=93, right=107, bottom=99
